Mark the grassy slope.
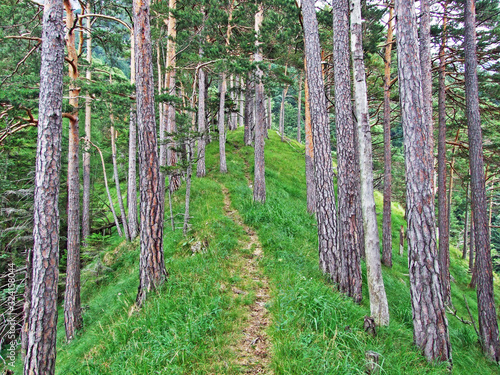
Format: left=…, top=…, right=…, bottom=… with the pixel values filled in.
left=9, top=128, right=500, bottom=374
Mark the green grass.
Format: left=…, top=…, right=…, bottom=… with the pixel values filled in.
left=7, top=127, right=500, bottom=374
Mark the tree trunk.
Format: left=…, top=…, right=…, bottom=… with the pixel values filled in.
left=297, top=73, right=302, bottom=143
left=240, top=75, right=245, bottom=128
left=89, top=141, right=123, bottom=237
left=82, top=1, right=92, bottom=245
left=304, top=72, right=316, bottom=215
left=382, top=3, right=394, bottom=268
left=244, top=73, right=254, bottom=146
left=437, top=0, right=451, bottom=306
left=302, top=0, right=338, bottom=283
left=127, top=28, right=139, bottom=240
left=229, top=74, right=238, bottom=131
left=253, top=4, right=266, bottom=203
left=63, top=0, right=82, bottom=342
left=463, top=182, right=469, bottom=259
left=419, top=0, right=434, bottom=187
left=24, top=1, right=64, bottom=373
left=133, top=0, right=167, bottom=306
left=197, top=60, right=207, bottom=177
left=350, top=0, right=389, bottom=325
left=399, top=225, right=404, bottom=256
left=395, top=0, right=451, bottom=362
left=111, top=125, right=130, bottom=241
left=464, top=0, right=500, bottom=361
left=128, top=105, right=139, bottom=239
left=165, top=0, right=180, bottom=192
left=218, top=73, right=228, bottom=173
left=183, top=141, right=193, bottom=236
left=279, top=66, right=289, bottom=142
left=333, top=0, right=362, bottom=303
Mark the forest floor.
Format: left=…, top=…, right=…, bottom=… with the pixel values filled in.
left=6, top=128, right=500, bottom=375
left=221, top=184, right=272, bottom=374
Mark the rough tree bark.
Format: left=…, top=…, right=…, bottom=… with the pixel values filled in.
left=240, top=75, right=245, bottom=128
left=24, top=0, right=64, bottom=373
left=464, top=0, right=500, bottom=361
left=350, top=0, right=389, bottom=325
left=304, top=71, right=316, bottom=215
left=302, top=0, right=338, bottom=282
left=253, top=4, right=266, bottom=203
left=419, top=0, right=434, bottom=177
left=395, top=0, right=451, bottom=362
left=382, top=2, right=393, bottom=268
left=333, top=0, right=362, bottom=302
left=437, top=0, right=451, bottom=305
left=63, top=0, right=82, bottom=342
left=133, top=0, right=167, bottom=306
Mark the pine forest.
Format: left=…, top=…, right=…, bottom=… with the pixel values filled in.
left=1, top=0, right=500, bottom=373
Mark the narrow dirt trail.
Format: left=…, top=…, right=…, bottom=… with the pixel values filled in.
left=221, top=185, right=272, bottom=374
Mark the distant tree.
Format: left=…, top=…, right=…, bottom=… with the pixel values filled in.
left=24, top=0, right=65, bottom=373
left=395, top=0, right=451, bottom=362
left=133, top=0, right=167, bottom=306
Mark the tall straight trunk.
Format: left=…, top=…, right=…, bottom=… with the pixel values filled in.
left=63, top=0, right=82, bottom=342
left=350, top=0, right=389, bottom=325
left=111, top=125, right=130, bottom=241
left=128, top=28, right=139, bottom=240
left=437, top=0, right=451, bottom=305
left=165, top=0, right=180, bottom=192
left=463, top=183, right=469, bottom=259
left=279, top=65, right=289, bottom=142
left=229, top=74, right=238, bottom=130
left=239, top=76, right=245, bottom=128
left=183, top=141, right=194, bottom=235
left=128, top=105, right=139, bottom=239
left=297, top=73, right=302, bottom=143
left=395, top=0, right=451, bottom=362
left=253, top=4, right=266, bottom=203
left=419, top=0, right=434, bottom=180
left=133, top=0, right=167, bottom=306
left=382, top=3, right=394, bottom=268
left=197, top=60, right=207, bottom=177
left=464, top=0, right=500, bottom=361
left=304, top=72, right=316, bottom=215
left=24, top=0, right=64, bottom=372
left=218, top=73, right=228, bottom=173
left=82, top=1, right=92, bottom=245
left=333, top=0, right=362, bottom=303
left=469, top=209, right=475, bottom=274
left=302, top=0, right=338, bottom=282
left=244, top=73, right=254, bottom=146
left=279, top=85, right=289, bottom=142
